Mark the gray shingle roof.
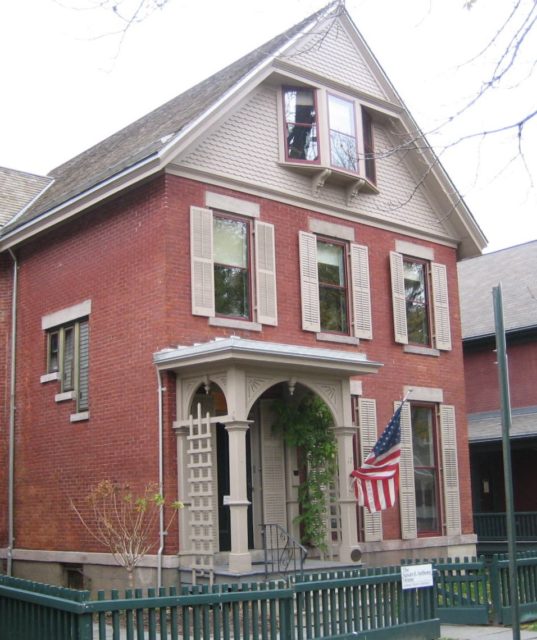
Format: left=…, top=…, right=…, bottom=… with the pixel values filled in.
left=468, top=405, right=537, bottom=443
left=0, top=167, right=51, bottom=228
left=1, top=3, right=337, bottom=236
left=458, top=240, right=537, bottom=339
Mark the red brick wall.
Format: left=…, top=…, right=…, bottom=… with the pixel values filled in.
left=464, top=339, right=537, bottom=413
left=0, top=254, right=14, bottom=552
left=7, top=172, right=474, bottom=556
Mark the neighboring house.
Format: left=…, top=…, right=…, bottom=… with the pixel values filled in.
left=0, top=2, right=486, bottom=590
left=458, top=240, right=537, bottom=515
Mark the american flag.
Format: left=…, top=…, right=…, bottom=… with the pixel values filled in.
left=350, top=403, right=404, bottom=514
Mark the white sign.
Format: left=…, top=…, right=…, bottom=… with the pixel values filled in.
left=401, top=564, right=434, bottom=590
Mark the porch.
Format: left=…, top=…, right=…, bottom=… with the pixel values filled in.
left=154, top=336, right=381, bottom=580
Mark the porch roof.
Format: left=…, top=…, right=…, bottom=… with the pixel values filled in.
left=468, top=405, right=537, bottom=443
left=154, top=336, right=382, bottom=377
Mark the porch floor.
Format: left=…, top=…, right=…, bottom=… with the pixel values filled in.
left=179, top=557, right=362, bottom=585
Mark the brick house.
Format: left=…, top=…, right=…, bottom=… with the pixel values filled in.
left=0, top=3, right=485, bottom=589
left=458, top=241, right=537, bottom=518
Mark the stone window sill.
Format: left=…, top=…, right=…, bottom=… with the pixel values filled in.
left=403, top=345, right=440, bottom=357
left=209, top=317, right=262, bottom=331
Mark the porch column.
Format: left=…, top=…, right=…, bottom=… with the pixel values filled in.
left=333, top=425, right=359, bottom=562
left=225, top=420, right=251, bottom=573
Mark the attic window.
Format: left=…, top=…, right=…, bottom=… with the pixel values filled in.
left=283, top=87, right=319, bottom=163
left=280, top=86, right=378, bottom=199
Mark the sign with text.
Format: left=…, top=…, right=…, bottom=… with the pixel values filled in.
left=401, top=564, right=434, bottom=590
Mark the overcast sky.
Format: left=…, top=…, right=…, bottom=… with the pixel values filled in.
left=1, top=0, right=536, bottom=253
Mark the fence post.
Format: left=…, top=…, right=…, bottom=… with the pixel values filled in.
left=77, top=611, right=93, bottom=640
left=489, top=554, right=502, bottom=624
left=281, top=588, right=295, bottom=640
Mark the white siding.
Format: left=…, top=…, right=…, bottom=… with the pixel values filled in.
left=282, top=21, right=387, bottom=100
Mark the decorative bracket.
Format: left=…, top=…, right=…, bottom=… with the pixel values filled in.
left=311, top=169, right=331, bottom=197
left=346, top=178, right=366, bottom=206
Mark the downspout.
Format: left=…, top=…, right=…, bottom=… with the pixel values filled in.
left=156, top=368, right=165, bottom=588
left=7, top=249, right=18, bottom=576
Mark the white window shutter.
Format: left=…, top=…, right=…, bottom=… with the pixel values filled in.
left=78, top=320, right=89, bottom=411
left=351, top=244, right=373, bottom=340
left=440, top=404, right=461, bottom=536
left=390, top=252, right=408, bottom=344
left=358, top=398, right=383, bottom=541
left=260, top=401, right=287, bottom=529
left=431, top=262, right=452, bottom=351
left=397, top=401, right=417, bottom=539
left=299, top=231, right=321, bottom=332
left=255, top=220, right=278, bottom=326
left=190, top=206, right=215, bottom=317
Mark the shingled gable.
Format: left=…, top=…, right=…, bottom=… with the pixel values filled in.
left=0, top=1, right=485, bottom=258
left=0, top=2, right=339, bottom=239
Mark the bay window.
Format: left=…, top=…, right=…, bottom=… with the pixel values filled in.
left=281, top=86, right=377, bottom=188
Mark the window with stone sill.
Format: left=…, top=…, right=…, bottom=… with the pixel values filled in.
left=46, top=319, right=89, bottom=413
left=190, top=205, right=277, bottom=327
left=299, top=230, right=372, bottom=340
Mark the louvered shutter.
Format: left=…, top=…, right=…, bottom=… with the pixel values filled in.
left=78, top=320, right=89, bottom=411
left=358, top=398, right=382, bottom=541
left=299, top=231, right=321, bottom=332
left=190, top=206, right=215, bottom=317
left=440, top=405, right=461, bottom=536
left=390, top=252, right=408, bottom=344
left=255, top=221, right=278, bottom=326
left=260, top=401, right=287, bottom=528
left=351, top=244, right=373, bottom=340
left=431, top=263, right=452, bottom=351
left=397, top=401, right=417, bottom=539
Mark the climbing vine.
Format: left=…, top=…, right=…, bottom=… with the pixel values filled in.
left=272, top=393, right=337, bottom=552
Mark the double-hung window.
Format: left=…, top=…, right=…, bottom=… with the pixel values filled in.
left=213, top=215, right=250, bottom=319
left=46, top=319, right=89, bottom=412
left=317, top=239, right=349, bottom=333
left=411, top=404, right=440, bottom=534
left=190, top=197, right=277, bottom=327
left=390, top=247, right=451, bottom=351
left=398, top=398, right=461, bottom=540
left=299, top=229, right=372, bottom=339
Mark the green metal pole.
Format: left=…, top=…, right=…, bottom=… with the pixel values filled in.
left=492, top=284, right=520, bottom=640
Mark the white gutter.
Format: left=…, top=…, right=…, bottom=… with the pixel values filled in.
left=156, top=368, right=165, bottom=589
left=7, top=249, right=18, bottom=575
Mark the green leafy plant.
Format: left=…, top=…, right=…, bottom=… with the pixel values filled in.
left=70, top=480, right=183, bottom=588
left=272, top=393, right=337, bottom=552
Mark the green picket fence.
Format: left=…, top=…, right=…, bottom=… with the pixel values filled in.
left=0, top=567, right=440, bottom=640
left=403, top=557, right=490, bottom=625
left=490, top=551, right=537, bottom=625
